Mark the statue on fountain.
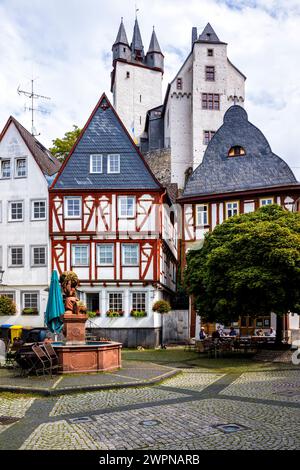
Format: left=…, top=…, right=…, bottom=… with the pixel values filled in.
left=59, top=271, right=87, bottom=344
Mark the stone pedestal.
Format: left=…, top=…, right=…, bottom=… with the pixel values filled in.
left=63, top=312, right=88, bottom=345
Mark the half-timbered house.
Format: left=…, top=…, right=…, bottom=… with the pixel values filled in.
left=50, top=94, right=177, bottom=348
left=179, top=105, right=300, bottom=341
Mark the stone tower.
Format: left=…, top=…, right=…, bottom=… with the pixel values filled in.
left=111, top=18, right=164, bottom=143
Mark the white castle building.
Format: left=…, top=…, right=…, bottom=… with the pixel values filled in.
left=112, top=21, right=246, bottom=189
left=0, top=117, right=61, bottom=327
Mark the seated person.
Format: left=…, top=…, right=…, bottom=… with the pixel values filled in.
left=212, top=329, right=220, bottom=339
left=229, top=327, right=237, bottom=337
left=256, top=329, right=265, bottom=336
left=269, top=327, right=276, bottom=337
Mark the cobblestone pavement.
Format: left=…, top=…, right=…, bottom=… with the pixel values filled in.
left=1, top=367, right=300, bottom=450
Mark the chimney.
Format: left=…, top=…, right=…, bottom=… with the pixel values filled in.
left=191, top=27, right=198, bottom=48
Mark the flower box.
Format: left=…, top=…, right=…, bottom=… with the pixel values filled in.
left=130, top=310, right=147, bottom=318
left=22, top=307, right=39, bottom=315
left=106, top=310, right=124, bottom=318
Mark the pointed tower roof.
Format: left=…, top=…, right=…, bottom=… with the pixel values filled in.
left=51, top=94, right=162, bottom=191
left=131, top=18, right=144, bottom=53
left=147, top=27, right=163, bottom=55
left=113, top=18, right=129, bottom=46
left=197, top=23, right=226, bottom=44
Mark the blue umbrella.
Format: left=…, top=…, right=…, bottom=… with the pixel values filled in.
left=45, top=270, right=65, bottom=333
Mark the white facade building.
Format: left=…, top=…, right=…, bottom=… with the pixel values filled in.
left=0, top=117, right=61, bottom=327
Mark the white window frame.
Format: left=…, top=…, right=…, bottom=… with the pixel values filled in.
left=14, top=157, right=27, bottom=178
left=8, top=246, right=24, bottom=267
left=8, top=200, right=24, bottom=222
left=122, top=243, right=139, bottom=266
left=22, top=291, right=39, bottom=312
left=196, top=204, right=209, bottom=226
left=260, top=197, right=274, bottom=207
left=0, top=291, right=15, bottom=301
left=1, top=159, right=11, bottom=179
left=108, top=292, right=124, bottom=312
left=107, top=154, right=120, bottom=174
left=90, top=154, right=103, bottom=174
left=97, top=244, right=114, bottom=266
left=64, top=197, right=82, bottom=219
left=31, top=245, right=47, bottom=267
left=131, top=292, right=147, bottom=312
left=118, top=196, right=135, bottom=218
left=71, top=244, right=89, bottom=267
left=226, top=201, right=239, bottom=219
left=31, top=199, right=47, bottom=221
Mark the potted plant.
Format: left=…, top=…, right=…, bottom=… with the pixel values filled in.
left=152, top=300, right=171, bottom=348
left=86, top=311, right=97, bottom=319
left=0, top=296, right=16, bottom=316
left=130, top=310, right=147, bottom=318
left=106, top=310, right=124, bottom=318
left=22, top=307, right=39, bottom=315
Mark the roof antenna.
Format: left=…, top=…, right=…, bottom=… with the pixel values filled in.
left=135, top=3, right=139, bottom=19
left=17, top=78, right=51, bottom=137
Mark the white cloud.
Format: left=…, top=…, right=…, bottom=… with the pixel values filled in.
left=0, top=0, right=299, bottom=179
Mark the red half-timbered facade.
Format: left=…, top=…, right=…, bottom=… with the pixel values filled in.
left=50, top=94, right=177, bottom=347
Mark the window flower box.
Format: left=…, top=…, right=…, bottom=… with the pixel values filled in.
left=22, top=307, right=39, bottom=315
left=106, top=310, right=124, bottom=318
left=87, top=311, right=101, bottom=319
left=130, top=310, right=147, bottom=318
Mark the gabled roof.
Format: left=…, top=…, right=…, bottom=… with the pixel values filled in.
left=197, top=23, right=227, bottom=45
left=0, top=116, right=61, bottom=177
left=113, top=18, right=129, bottom=46
left=147, top=28, right=163, bottom=55
left=182, top=106, right=298, bottom=198
left=51, top=93, right=162, bottom=191
left=131, top=18, right=144, bottom=53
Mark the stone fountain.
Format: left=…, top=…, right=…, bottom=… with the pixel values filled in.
left=53, top=271, right=122, bottom=374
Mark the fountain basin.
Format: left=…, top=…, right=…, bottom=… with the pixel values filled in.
left=53, top=341, right=122, bottom=374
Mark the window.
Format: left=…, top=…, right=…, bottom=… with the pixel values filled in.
left=126, top=71, right=130, bottom=78
left=196, top=205, right=208, bottom=226
left=15, top=158, right=27, bottom=178
left=31, top=200, right=46, bottom=220
left=72, top=245, right=89, bottom=266
left=226, top=202, right=239, bottom=218
left=1, top=160, right=11, bottom=178
left=207, top=49, right=214, bottom=56
left=90, top=154, right=103, bottom=174
left=22, top=292, right=38, bottom=310
left=260, top=198, right=274, bottom=207
left=176, top=78, right=183, bottom=90
left=31, top=246, right=47, bottom=267
left=107, top=154, right=120, bottom=174
left=9, top=246, right=24, bottom=267
left=97, top=244, right=114, bottom=265
left=228, top=146, right=246, bottom=157
left=205, top=66, right=215, bottom=81
left=118, top=196, right=135, bottom=218
left=0, top=292, right=15, bottom=301
left=202, top=93, right=220, bottom=110
left=65, top=197, right=81, bottom=218
left=122, top=244, right=139, bottom=266
left=9, top=201, right=23, bottom=222
left=203, top=131, right=216, bottom=145
left=132, top=292, right=146, bottom=312
left=108, top=292, right=123, bottom=312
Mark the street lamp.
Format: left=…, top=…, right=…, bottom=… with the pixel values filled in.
left=0, top=270, right=4, bottom=284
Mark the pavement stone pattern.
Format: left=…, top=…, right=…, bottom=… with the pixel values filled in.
left=1, top=368, right=300, bottom=450
left=220, top=370, right=300, bottom=404
left=0, top=394, right=36, bottom=436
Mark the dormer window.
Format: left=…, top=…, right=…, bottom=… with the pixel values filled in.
left=228, top=146, right=246, bottom=157
left=107, top=154, right=120, bottom=174
left=90, top=154, right=103, bottom=173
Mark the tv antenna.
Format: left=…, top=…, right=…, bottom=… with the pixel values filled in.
left=17, top=78, right=51, bottom=136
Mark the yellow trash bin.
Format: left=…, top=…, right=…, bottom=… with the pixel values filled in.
left=10, top=325, right=23, bottom=342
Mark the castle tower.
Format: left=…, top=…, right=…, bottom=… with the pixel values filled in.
left=111, top=18, right=163, bottom=144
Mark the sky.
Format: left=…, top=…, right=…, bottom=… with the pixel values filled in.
left=0, top=0, right=300, bottom=179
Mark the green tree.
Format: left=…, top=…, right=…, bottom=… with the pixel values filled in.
left=49, top=125, right=81, bottom=162
left=184, top=205, right=300, bottom=342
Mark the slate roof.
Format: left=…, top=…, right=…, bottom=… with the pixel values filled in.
left=131, top=18, right=144, bottom=53
left=113, top=18, right=129, bottom=46
left=52, top=94, right=161, bottom=191
left=0, top=116, right=60, bottom=177
left=147, top=28, right=162, bottom=54
left=182, top=106, right=298, bottom=198
left=196, top=23, right=227, bottom=45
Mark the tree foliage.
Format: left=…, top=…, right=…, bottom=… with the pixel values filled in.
left=49, top=125, right=81, bottom=162
left=184, top=205, right=300, bottom=324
